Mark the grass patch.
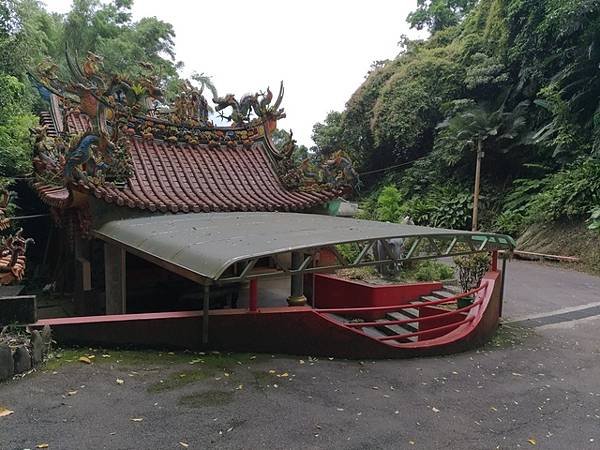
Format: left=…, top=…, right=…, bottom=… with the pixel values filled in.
left=43, top=347, right=265, bottom=371
left=485, top=322, right=534, bottom=349
left=178, top=390, right=234, bottom=408
left=147, top=369, right=211, bottom=393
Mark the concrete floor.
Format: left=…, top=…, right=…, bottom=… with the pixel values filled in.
left=2, top=314, right=600, bottom=449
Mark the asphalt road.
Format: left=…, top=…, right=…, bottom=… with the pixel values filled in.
left=502, top=259, right=600, bottom=319
left=2, top=260, right=600, bottom=449
left=1, top=317, right=600, bottom=450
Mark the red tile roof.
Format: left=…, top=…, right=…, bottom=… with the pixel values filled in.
left=34, top=108, right=337, bottom=213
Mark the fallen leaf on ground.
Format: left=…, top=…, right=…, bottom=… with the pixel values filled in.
left=78, top=356, right=91, bottom=364
left=36, top=444, right=49, bottom=449
left=0, top=407, right=14, bottom=417
left=67, top=390, right=78, bottom=396
left=179, top=442, right=189, bottom=448
left=432, top=407, right=440, bottom=413
left=130, top=418, right=144, bottom=422
left=528, top=438, right=537, bottom=445
left=116, top=379, right=124, bottom=385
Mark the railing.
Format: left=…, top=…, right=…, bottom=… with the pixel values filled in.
left=315, top=283, right=487, bottom=314
left=316, top=282, right=489, bottom=343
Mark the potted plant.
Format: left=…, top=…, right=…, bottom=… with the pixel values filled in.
left=453, top=253, right=491, bottom=308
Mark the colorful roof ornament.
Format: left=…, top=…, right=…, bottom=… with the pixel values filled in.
left=28, top=50, right=355, bottom=221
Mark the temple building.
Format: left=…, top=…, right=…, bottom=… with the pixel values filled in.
left=26, top=52, right=515, bottom=358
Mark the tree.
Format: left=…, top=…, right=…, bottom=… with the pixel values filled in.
left=436, top=99, right=530, bottom=229
left=63, top=0, right=178, bottom=80
left=0, top=74, right=37, bottom=176
left=407, top=0, right=477, bottom=32
left=311, top=111, right=344, bottom=157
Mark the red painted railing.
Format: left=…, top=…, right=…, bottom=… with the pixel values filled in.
left=316, top=283, right=487, bottom=314
left=343, top=298, right=483, bottom=329
left=315, top=282, right=489, bottom=345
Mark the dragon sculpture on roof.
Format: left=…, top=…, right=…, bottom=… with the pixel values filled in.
left=213, top=81, right=285, bottom=126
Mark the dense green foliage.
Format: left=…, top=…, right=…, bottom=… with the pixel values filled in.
left=0, top=0, right=189, bottom=181
left=312, top=0, right=600, bottom=235
left=413, top=260, right=455, bottom=281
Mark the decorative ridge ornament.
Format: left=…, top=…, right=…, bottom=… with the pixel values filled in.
left=0, top=187, right=33, bottom=286
left=267, top=130, right=359, bottom=195
left=28, top=49, right=352, bottom=220
left=213, top=81, right=285, bottom=126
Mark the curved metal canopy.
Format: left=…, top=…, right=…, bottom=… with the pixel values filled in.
left=92, top=212, right=515, bottom=284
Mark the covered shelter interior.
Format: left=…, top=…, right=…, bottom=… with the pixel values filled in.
left=80, top=211, right=514, bottom=341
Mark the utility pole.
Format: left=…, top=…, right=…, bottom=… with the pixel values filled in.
left=472, top=139, right=483, bottom=231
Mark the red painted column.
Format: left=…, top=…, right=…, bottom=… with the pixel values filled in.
left=249, top=279, right=258, bottom=312
left=491, top=251, right=498, bottom=272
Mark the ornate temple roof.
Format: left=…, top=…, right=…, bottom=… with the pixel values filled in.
left=29, top=53, right=356, bottom=221
left=34, top=106, right=335, bottom=213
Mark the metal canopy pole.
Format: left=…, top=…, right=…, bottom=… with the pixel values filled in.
left=287, top=251, right=307, bottom=306
left=202, top=284, right=210, bottom=345
left=499, top=254, right=508, bottom=318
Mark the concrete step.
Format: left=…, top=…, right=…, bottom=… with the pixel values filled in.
left=419, top=295, right=441, bottom=303
left=387, top=307, right=418, bottom=319
left=432, top=290, right=458, bottom=299
left=443, top=285, right=461, bottom=295
left=387, top=310, right=418, bottom=322
left=386, top=312, right=419, bottom=332
left=377, top=319, right=417, bottom=335
left=361, top=326, right=388, bottom=339
left=325, top=313, right=350, bottom=323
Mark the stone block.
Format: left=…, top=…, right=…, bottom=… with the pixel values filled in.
left=41, top=324, right=52, bottom=355
left=13, top=345, right=31, bottom=373
left=0, top=344, right=14, bottom=381
left=0, top=295, right=37, bottom=325
left=30, top=330, right=43, bottom=365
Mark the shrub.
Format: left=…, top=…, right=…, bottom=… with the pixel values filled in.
left=413, top=260, right=455, bottom=281
left=454, top=253, right=491, bottom=291
left=527, top=158, right=600, bottom=222
left=403, top=184, right=472, bottom=230
left=588, top=207, right=600, bottom=231
left=375, top=185, right=404, bottom=222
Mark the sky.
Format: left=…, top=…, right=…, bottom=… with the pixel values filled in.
left=44, top=0, right=427, bottom=146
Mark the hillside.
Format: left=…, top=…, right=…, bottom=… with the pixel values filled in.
left=312, top=0, right=600, bottom=239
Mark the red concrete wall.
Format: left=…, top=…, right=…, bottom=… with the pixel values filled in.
left=313, top=274, right=442, bottom=309
left=36, top=271, right=503, bottom=359
left=417, top=306, right=467, bottom=341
